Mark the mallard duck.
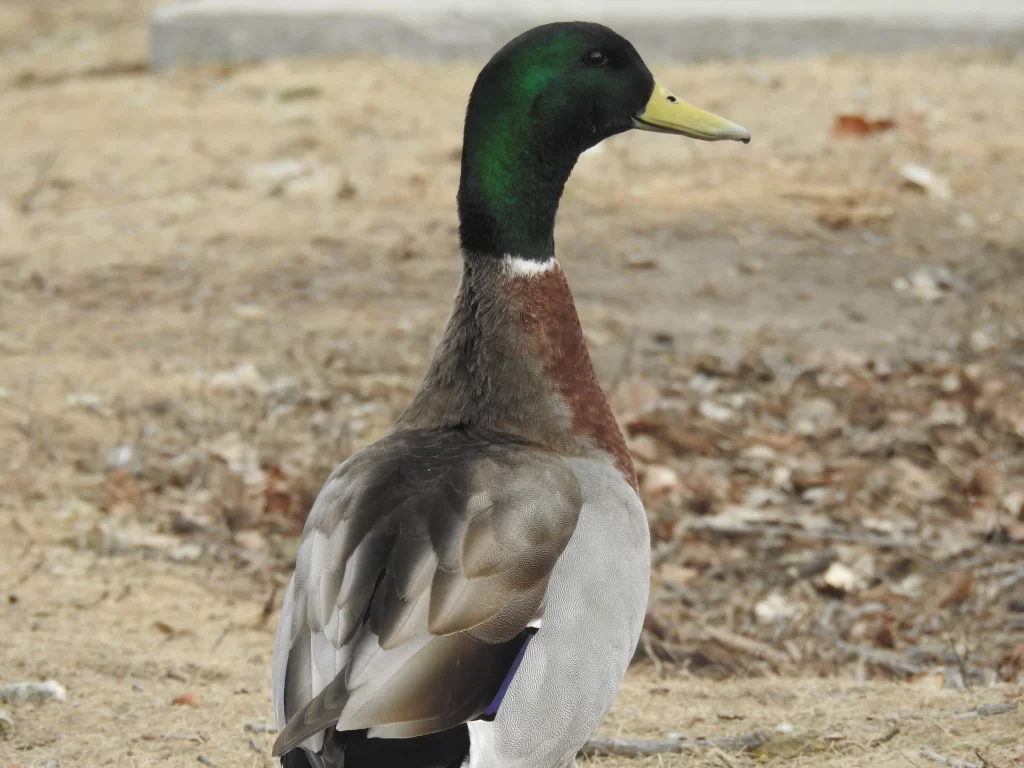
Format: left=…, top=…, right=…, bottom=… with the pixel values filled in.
left=272, top=21, right=749, bottom=768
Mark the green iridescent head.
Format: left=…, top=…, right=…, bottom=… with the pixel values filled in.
left=457, top=22, right=750, bottom=261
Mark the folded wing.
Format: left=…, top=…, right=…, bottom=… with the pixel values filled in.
left=272, top=428, right=583, bottom=757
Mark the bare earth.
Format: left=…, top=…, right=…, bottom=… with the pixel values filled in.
left=2, top=551, right=1022, bottom=768
left=1, top=3, right=1023, bottom=768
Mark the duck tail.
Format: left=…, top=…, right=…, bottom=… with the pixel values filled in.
left=278, top=726, right=467, bottom=768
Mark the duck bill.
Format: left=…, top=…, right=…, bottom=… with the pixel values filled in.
left=633, top=79, right=750, bottom=143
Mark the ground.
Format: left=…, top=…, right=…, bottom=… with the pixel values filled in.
left=1, top=552, right=1021, bottom=768
left=1, top=3, right=1023, bottom=768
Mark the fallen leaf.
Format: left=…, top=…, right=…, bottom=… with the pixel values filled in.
left=899, top=163, right=952, bottom=200
left=832, top=114, right=896, bottom=138
left=610, top=376, right=661, bottom=419
left=755, top=593, right=799, bottom=624
left=1001, top=490, right=1024, bottom=518
left=171, top=693, right=199, bottom=707
left=642, top=465, right=681, bottom=499
left=873, top=617, right=896, bottom=649
left=892, top=458, right=945, bottom=504
left=626, top=434, right=661, bottom=464
left=966, top=466, right=1002, bottom=497
left=821, top=562, right=864, bottom=594
left=1005, top=645, right=1024, bottom=674
left=233, top=530, right=267, bottom=553
left=658, top=563, right=698, bottom=589
left=937, top=570, right=974, bottom=609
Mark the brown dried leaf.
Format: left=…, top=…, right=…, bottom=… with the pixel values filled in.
left=937, top=570, right=974, bottom=609
left=657, top=563, right=698, bottom=589
left=873, top=617, right=896, bottom=649
left=171, top=692, right=200, bottom=707
left=892, top=458, right=945, bottom=504
left=610, top=376, right=661, bottom=420
left=105, top=469, right=143, bottom=516
left=642, top=465, right=681, bottom=499
left=627, top=434, right=661, bottom=464
left=966, top=465, right=1002, bottom=497
left=1005, top=644, right=1024, bottom=674
left=832, top=114, right=896, bottom=138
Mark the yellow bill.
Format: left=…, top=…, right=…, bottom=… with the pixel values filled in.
left=633, top=79, right=750, bottom=143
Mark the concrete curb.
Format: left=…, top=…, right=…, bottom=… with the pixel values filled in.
left=150, top=1, right=1024, bottom=71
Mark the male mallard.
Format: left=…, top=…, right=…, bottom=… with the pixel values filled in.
left=272, top=21, right=749, bottom=768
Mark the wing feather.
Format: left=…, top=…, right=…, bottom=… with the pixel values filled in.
left=272, top=428, right=582, bottom=758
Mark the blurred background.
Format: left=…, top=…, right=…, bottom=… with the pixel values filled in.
left=1, top=1, right=1023, bottom=767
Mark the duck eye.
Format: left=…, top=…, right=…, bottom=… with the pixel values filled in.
left=584, top=51, right=608, bottom=67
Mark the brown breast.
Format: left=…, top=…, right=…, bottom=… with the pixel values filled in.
left=504, top=263, right=638, bottom=491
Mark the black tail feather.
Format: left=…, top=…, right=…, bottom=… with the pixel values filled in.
left=279, top=726, right=469, bottom=768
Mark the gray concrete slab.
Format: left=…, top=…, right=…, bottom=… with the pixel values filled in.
left=150, top=0, right=1024, bottom=70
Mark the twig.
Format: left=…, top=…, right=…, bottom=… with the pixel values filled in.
left=12, top=516, right=35, bottom=543
left=836, top=642, right=923, bottom=676
left=581, top=730, right=769, bottom=758
left=243, top=722, right=277, bottom=734
left=257, top=582, right=280, bottom=628
left=700, top=624, right=793, bottom=670
left=868, top=725, right=901, bottom=747
left=211, top=623, right=234, bottom=652
left=651, top=521, right=691, bottom=567
left=684, top=519, right=924, bottom=550
left=18, top=148, right=60, bottom=212
left=160, top=733, right=204, bottom=743
left=920, top=749, right=983, bottom=768
left=11, top=553, right=46, bottom=589
left=995, top=567, right=1024, bottom=596
left=953, top=703, right=1016, bottom=720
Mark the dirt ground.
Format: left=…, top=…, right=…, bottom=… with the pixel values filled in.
left=2, top=551, right=1022, bottom=768
left=1, top=2, right=1023, bottom=768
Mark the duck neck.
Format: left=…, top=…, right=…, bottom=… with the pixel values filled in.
left=397, top=256, right=637, bottom=490
left=456, top=102, right=580, bottom=262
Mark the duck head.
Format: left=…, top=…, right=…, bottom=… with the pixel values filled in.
left=458, top=22, right=750, bottom=261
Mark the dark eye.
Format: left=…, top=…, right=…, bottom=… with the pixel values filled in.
left=584, top=51, right=608, bottom=67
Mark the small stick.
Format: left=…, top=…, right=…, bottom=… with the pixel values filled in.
left=953, top=703, right=1016, bottom=719
left=211, top=624, right=234, bottom=652
left=581, top=730, right=769, bottom=757
left=244, top=722, right=278, bottom=734
left=18, top=148, right=60, bottom=212
left=11, top=553, right=46, bottom=589
left=920, top=749, right=983, bottom=768
left=257, top=582, right=280, bottom=628
left=835, top=642, right=923, bottom=676
left=868, top=725, right=900, bottom=747
left=700, top=624, right=792, bottom=670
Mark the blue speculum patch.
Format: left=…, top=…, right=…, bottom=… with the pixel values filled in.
left=480, top=628, right=537, bottom=719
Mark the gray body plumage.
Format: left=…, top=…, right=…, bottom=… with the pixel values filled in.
left=465, top=456, right=650, bottom=768
left=271, top=425, right=649, bottom=766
